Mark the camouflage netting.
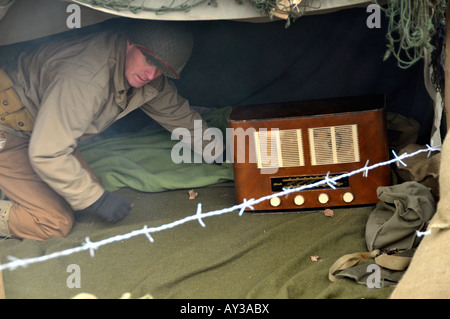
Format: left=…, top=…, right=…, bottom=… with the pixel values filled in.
left=75, top=0, right=321, bottom=26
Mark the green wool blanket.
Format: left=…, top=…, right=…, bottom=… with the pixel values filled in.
left=79, top=107, right=234, bottom=193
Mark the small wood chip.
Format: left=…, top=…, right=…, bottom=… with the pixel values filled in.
left=323, top=208, right=334, bottom=217
left=188, top=189, right=198, bottom=200
left=310, top=256, right=320, bottom=262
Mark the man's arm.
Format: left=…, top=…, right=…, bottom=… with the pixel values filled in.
left=28, top=76, right=131, bottom=222
left=141, top=77, right=224, bottom=162
left=29, top=77, right=104, bottom=210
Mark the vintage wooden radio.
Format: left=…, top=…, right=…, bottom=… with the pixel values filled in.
left=227, top=95, right=390, bottom=211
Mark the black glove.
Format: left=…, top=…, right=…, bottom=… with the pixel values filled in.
left=82, top=191, right=132, bottom=223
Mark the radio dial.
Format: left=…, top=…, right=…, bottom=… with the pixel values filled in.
left=270, top=197, right=281, bottom=207
left=294, top=195, right=305, bottom=206
left=343, top=192, right=354, bottom=203
left=318, top=193, right=329, bottom=204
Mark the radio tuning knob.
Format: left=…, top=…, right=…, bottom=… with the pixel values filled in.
left=318, top=193, right=329, bottom=204
left=270, top=197, right=281, bottom=207
left=343, top=192, right=354, bottom=203
left=294, top=195, right=305, bottom=206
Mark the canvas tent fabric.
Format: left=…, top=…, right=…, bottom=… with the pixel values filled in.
left=0, top=0, right=373, bottom=46
left=0, top=4, right=442, bottom=299
left=390, top=133, right=450, bottom=298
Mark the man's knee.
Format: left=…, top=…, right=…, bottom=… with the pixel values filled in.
left=39, top=216, right=74, bottom=239
left=33, top=211, right=74, bottom=240
left=8, top=203, right=74, bottom=241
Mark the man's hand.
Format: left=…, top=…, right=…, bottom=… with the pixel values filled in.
left=81, top=191, right=133, bottom=223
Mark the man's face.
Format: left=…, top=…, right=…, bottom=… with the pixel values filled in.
left=125, top=41, right=163, bottom=88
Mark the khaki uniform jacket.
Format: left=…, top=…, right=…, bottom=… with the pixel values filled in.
left=2, top=31, right=210, bottom=211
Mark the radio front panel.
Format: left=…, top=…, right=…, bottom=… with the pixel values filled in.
left=228, top=96, right=390, bottom=211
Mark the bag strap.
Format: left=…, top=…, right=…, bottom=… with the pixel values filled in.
left=374, top=251, right=413, bottom=271
left=328, top=250, right=380, bottom=282
left=329, top=249, right=413, bottom=282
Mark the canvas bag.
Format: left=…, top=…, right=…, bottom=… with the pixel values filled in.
left=365, top=181, right=436, bottom=251
left=394, top=144, right=440, bottom=201
left=329, top=181, right=436, bottom=284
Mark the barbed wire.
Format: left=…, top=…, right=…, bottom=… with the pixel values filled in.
left=0, top=144, right=441, bottom=272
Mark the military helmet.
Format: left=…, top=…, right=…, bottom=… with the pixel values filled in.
left=124, top=19, right=193, bottom=79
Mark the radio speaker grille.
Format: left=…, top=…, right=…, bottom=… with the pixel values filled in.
left=308, top=124, right=360, bottom=166
left=254, top=129, right=305, bottom=168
